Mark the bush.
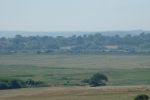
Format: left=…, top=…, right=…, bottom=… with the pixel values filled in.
left=134, top=94, right=149, bottom=100
left=25, top=79, right=46, bottom=87
left=0, top=82, right=9, bottom=89
left=9, top=79, right=23, bottom=89
left=0, top=78, right=46, bottom=90
left=88, top=73, right=108, bottom=86
left=82, top=73, right=108, bottom=86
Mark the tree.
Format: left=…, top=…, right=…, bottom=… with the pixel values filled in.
left=89, top=73, right=108, bottom=86
left=0, top=82, right=8, bottom=89
left=9, top=80, right=22, bottom=89
left=134, top=94, right=149, bottom=100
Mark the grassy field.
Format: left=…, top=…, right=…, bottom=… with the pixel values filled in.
left=0, top=86, right=150, bottom=100
left=0, top=54, right=150, bottom=86
left=0, top=54, right=150, bottom=100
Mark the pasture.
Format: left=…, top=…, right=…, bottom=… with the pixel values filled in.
left=0, top=54, right=150, bottom=86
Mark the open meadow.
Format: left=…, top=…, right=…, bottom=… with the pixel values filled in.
left=0, top=54, right=150, bottom=86
left=0, top=54, right=150, bottom=100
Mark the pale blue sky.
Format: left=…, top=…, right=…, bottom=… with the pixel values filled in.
left=0, top=0, right=150, bottom=31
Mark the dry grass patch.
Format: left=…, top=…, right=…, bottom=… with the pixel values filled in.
left=0, top=86, right=150, bottom=100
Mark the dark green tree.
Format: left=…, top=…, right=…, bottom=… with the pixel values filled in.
left=0, top=82, right=8, bottom=89
left=9, top=80, right=22, bottom=89
left=89, top=73, right=108, bottom=86
left=134, top=94, right=149, bottom=100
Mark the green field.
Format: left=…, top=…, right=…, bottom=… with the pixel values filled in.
left=0, top=54, right=150, bottom=86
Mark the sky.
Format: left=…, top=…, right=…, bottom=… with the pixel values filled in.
left=0, top=0, right=150, bottom=32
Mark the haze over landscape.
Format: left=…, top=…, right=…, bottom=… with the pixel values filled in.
left=0, top=30, right=150, bottom=37
left=0, top=0, right=150, bottom=33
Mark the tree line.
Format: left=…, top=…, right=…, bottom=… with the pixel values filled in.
left=0, top=33, right=150, bottom=54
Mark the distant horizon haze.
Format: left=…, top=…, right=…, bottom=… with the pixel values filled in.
left=0, top=0, right=150, bottom=32
left=0, top=30, right=150, bottom=37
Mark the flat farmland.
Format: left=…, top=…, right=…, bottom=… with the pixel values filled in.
left=0, top=54, right=150, bottom=69
left=0, top=54, right=150, bottom=86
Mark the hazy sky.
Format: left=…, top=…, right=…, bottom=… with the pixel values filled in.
left=0, top=0, right=150, bottom=31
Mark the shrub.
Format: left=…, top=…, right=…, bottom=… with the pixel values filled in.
left=82, top=73, right=108, bottom=86
left=134, top=94, right=149, bottom=100
left=25, top=79, right=45, bottom=87
left=88, top=73, right=108, bottom=86
left=0, top=78, right=46, bottom=90
left=0, top=82, right=9, bottom=89
left=9, top=79, right=23, bottom=89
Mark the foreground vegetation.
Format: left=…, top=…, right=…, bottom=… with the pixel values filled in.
left=0, top=86, right=150, bottom=100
